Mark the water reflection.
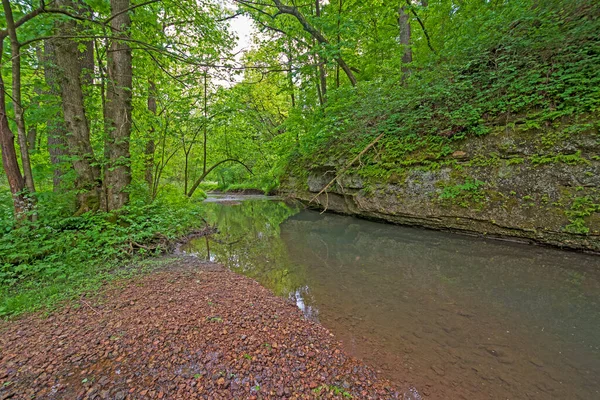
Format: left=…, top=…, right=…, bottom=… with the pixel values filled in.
left=182, top=198, right=305, bottom=297
left=183, top=197, right=600, bottom=399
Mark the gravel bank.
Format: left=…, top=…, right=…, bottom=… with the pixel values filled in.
left=0, top=258, right=400, bottom=399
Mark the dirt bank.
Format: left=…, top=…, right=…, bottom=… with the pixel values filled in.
left=0, top=258, right=400, bottom=399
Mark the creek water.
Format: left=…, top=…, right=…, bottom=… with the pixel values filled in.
left=181, top=195, right=600, bottom=399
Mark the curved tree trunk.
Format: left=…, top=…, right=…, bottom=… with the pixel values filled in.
left=105, top=0, right=133, bottom=211
left=187, top=159, right=253, bottom=198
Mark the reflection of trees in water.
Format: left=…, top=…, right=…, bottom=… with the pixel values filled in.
left=184, top=200, right=307, bottom=297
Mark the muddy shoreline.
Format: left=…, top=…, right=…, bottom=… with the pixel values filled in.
left=0, top=257, right=402, bottom=399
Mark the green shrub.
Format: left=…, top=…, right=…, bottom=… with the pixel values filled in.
left=0, top=190, right=206, bottom=317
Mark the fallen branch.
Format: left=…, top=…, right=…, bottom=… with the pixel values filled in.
left=309, top=133, right=385, bottom=205
left=80, top=297, right=103, bottom=317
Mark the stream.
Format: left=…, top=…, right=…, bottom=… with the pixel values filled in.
left=181, top=194, right=600, bottom=399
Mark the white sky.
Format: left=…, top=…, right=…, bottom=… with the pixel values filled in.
left=229, top=14, right=255, bottom=56
left=210, top=5, right=255, bottom=86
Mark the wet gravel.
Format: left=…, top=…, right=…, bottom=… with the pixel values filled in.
left=0, top=258, right=400, bottom=399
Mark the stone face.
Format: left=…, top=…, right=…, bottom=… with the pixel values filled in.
left=284, top=127, right=600, bottom=252
left=307, top=168, right=335, bottom=193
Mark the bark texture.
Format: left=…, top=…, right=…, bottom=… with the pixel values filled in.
left=53, top=0, right=102, bottom=213
left=2, top=0, right=36, bottom=194
left=315, top=0, right=327, bottom=101
left=42, top=41, right=69, bottom=191
left=399, top=5, right=412, bottom=68
left=105, top=0, right=133, bottom=210
left=0, top=40, right=27, bottom=216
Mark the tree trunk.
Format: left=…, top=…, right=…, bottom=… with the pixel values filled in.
left=105, top=0, right=133, bottom=211
left=203, top=72, right=208, bottom=175
left=53, top=0, right=102, bottom=213
left=271, top=0, right=357, bottom=86
left=0, top=39, right=27, bottom=218
left=42, top=40, right=69, bottom=191
left=27, top=120, right=37, bottom=151
left=145, top=80, right=156, bottom=192
left=2, top=0, right=36, bottom=194
left=315, top=0, right=327, bottom=100
left=399, top=4, right=412, bottom=75
left=286, top=42, right=296, bottom=107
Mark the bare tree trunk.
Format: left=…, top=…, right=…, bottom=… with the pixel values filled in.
left=26, top=117, right=37, bottom=151
left=2, top=0, right=36, bottom=195
left=27, top=46, right=41, bottom=152
left=399, top=4, right=412, bottom=76
left=183, top=148, right=189, bottom=195
left=53, top=0, right=102, bottom=213
left=145, top=80, right=156, bottom=192
left=42, top=40, right=69, bottom=191
left=313, top=51, right=324, bottom=106
left=0, top=39, right=27, bottom=218
left=203, top=72, right=208, bottom=175
left=405, top=0, right=435, bottom=54
left=105, top=0, right=133, bottom=211
left=315, top=0, right=327, bottom=101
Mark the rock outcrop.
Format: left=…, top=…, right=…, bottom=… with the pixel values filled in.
left=283, top=126, right=600, bottom=252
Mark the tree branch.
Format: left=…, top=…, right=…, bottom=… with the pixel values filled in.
left=406, top=0, right=435, bottom=53
left=187, top=158, right=253, bottom=197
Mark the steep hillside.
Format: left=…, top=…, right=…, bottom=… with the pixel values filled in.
left=281, top=1, right=600, bottom=251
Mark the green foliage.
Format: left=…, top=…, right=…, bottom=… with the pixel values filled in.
left=438, top=179, right=486, bottom=208
left=279, top=0, right=599, bottom=188
left=0, top=191, right=206, bottom=317
left=530, top=151, right=590, bottom=165
left=565, top=196, right=600, bottom=234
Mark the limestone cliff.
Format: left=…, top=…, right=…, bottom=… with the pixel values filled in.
left=283, top=124, right=600, bottom=252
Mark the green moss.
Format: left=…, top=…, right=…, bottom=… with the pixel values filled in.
left=564, top=196, right=600, bottom=234
left=468, top=153, right=501, bottom=167
left=531, top=151, right=590, bottom=165
left=438, top=179, right=486, bottom=208
left=507, top=157, right=525, bottom=165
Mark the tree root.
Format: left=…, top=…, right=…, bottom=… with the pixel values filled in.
left=309, top=133, right=385, bottom=206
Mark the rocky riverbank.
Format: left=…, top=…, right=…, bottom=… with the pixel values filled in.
left=283, top=124, right=600, bottom=252
left=0, top=258, right=400, bottom=399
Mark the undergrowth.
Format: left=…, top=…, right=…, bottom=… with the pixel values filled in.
left=283, top=0, right=600, bottom=182
left=0, top=190, right=206, bottom=317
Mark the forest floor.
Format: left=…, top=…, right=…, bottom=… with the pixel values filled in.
left=0, top=257, right=400, bottom=399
